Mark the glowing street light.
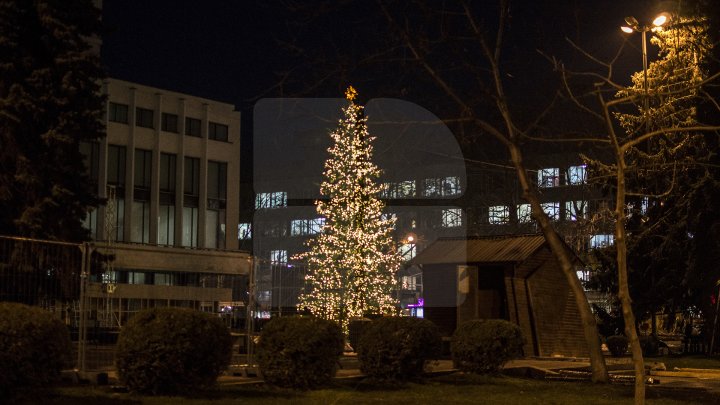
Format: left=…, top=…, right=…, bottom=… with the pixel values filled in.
left=620, top=13, right=670, bottom=133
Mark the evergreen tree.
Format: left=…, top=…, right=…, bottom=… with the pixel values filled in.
left=0, top=0, right=105, bottom=241
left=588, top=13, right=715, bottom=328
left=296, top=87, right=400, bottom=332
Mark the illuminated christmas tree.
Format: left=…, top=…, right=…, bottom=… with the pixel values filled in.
left=296, top=87, right=400, bottom=332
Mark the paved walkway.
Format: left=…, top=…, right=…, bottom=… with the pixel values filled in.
left=219, top=355, right=720, bottom=397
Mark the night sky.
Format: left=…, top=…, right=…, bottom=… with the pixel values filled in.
left=101, top=0, right=673, bottom=112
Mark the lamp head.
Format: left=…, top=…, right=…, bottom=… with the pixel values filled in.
left=621, top=26, right=634, bottom=34
left=625, top=16, right=639, bottom=27
left=653, top=13, right=669, bottom=27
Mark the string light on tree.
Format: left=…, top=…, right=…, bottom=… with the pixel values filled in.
left=295, top=86, right=400, bottom=333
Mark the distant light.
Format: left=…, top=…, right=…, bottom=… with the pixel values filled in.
left=653, top=14, right=668, bottom=27
left=406, top=235, right=415, bottom=242
left=621, top=26, right=634, bottom=34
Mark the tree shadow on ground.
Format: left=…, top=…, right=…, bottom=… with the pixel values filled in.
left=646, top=386, right=717, bottom=403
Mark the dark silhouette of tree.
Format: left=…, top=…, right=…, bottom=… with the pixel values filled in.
left=0, top=0, right=105, bottom=242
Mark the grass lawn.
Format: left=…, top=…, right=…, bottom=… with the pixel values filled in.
left=12, top=373, right=718, bottom=405
left=645, top=354, right=720, bottom=370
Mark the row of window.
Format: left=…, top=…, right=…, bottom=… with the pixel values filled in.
left=488, top=201, right=588, bottom=224
left=89, top=144, right=228, bottom=249
left=95, top=269, right=232, bottom=288
left=381, top=176, right=462, bottom=199
left=261, top=232, right=612, bottom=269
left=108, top=102, right=229, bottom=141
left=253, top=167, right=585, bottom=210
left=253, top=177, right=463, bottom=210
left=238, top=208, right=464, bottom=241
left=537, top=165, right=587, bottom=188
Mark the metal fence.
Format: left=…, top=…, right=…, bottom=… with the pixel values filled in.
left=4, top=235, right=441, bottom=373
left=0, top=235, right=252, bottom=372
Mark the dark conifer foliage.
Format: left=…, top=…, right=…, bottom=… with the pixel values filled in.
left=0, top=0, right=105, bottom=241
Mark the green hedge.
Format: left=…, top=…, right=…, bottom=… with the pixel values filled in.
left=115, top=307, right=233, bottom=395
left=0, top=302, right=73, bottom=400
left=356, top=316, right=441, bottom=381
left=451, top=319, right=524, bottom=374
left=256, top=316, right=344, bottom=389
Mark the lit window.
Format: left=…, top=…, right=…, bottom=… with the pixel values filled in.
left=566, top=200, right=587, bottom=221
left=517, top=204, right=532, bottom=223
left=255, top=191, right=287, bottom=209
left=567, top=165, right=587, bottom=185
left=576, top=269, right=590, bottom=283
left=290, top=218, right=325, bottom=236
left=270, top=250, right=287, bottom=264
left=154, top=273, right=176, bottom=286
left=541, top=202, right=560, bottom=220
left=381, top=180, right=416, bottom=198
left=589, top=234, right=614, bottom=249
left=238, top=223, right=252, bottom=240
left=381, top=212, right=397, bottom=225
left=489, top=205, right=509, bottom=224
left=127, top=271, right=145, bottom=285
left=401, top=275, right=420, bottom=290
left=640, top=197, right=649, bottom=215
left=423, top=176, right=461, bottom=197
left=538, top=168, right=560, bottom=188
left=441, top=208, right=463, bottom=227
left=399, top=243, right=416, bottom=261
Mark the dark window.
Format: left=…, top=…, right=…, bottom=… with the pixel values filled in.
left=134, top=149, right=152, bottom=190
left=207, top=161, right=227, bottom=201
left=107, top=145, right=126, bottom=186
left=209, top=122, right=228, bottom=142
left=80, top=141, right=100, bottom=182
left=185, top=117, right=201, bottom=137
left=160, top=153, right=176, bottom=193
left=184, top=157, right=200, bottom=201
left=109, top=102, right=128, bottom=123
left=161, top=113, right=178, bottom=133
left=135, top=107, right=154, bottom=129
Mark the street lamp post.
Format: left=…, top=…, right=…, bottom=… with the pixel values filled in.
left=620, top=13, right=669, bottom=339
left=621, top=13, right=669, bottom=134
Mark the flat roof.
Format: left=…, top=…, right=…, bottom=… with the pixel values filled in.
left=410, top=234, right=547, bottom=265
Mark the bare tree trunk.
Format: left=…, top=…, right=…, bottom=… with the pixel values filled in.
left=508, top=145, right=609, bottom=383
left=378, top=0, right=610, bottom=382
left=615, top=159, right=646, bottom=405
left=599, top=91, right=645, bottom=404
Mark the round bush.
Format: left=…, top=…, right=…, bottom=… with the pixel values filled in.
left=256, top=316, right=344, bottom=389
left=115, top=307, right=233, bottom=395
left=0, top=302, right=73, bottom=400
left=356, top=316, right=441, bottom=381
left=451, top=319, right=524, bottom=374
left=606, top=335, right=629, bottom=357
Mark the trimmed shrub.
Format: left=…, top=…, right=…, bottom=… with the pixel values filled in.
left=0, top=302, right=73, bottom=400
left=256, top=316, right=344, bottom=389
left=115, top=307, right=233, bottom=395
left=356, top=316, right=441, bottom=381
left=451, top=319, right=524, bottom=374
left=606, top=335, right=629, bottom=357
